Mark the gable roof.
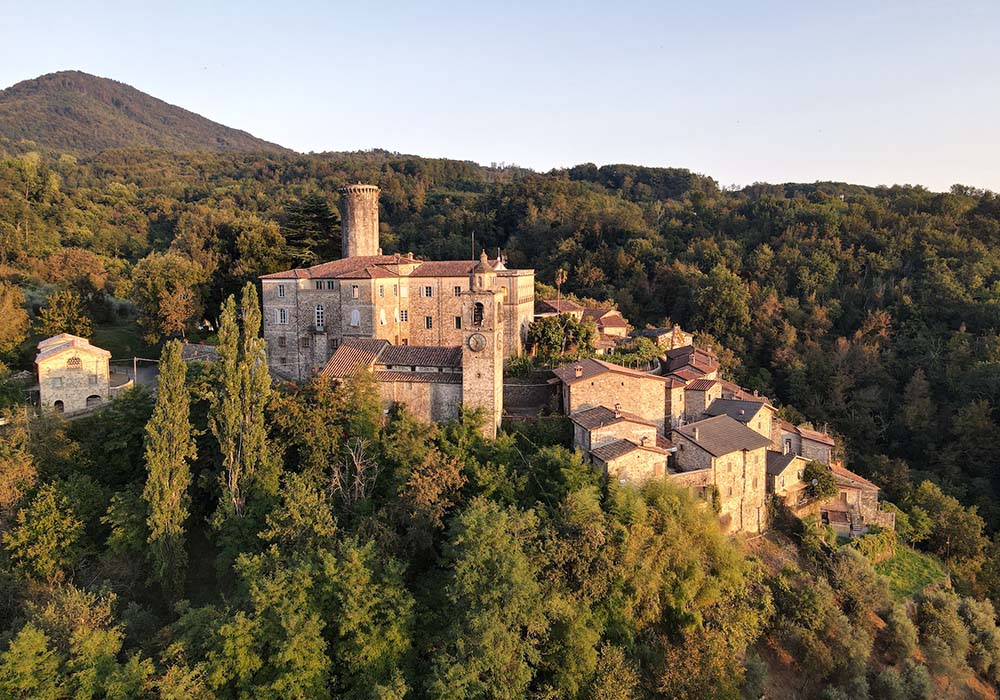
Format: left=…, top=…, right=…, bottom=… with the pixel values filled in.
left=668, top=367, right=705, bottom=382
left=705, top=398, right=770, bottom=424
left=583, top=308, right=628, bottom=327
left=831, top=463, right=879, bottom=490
left=685, top=378, right=719, bottom=392
left=378, top=344, right=462, bottom=369
left=673, top=415, right=772, bottom=458
left=570, top=405, right=656, bottom=431
left=780, top=420, right=836, bottom=447
left=551, top=357, right=671, bottom=386
left=320, top=339, right=390, bottom=377
left=766, top=450, right=808, bottom=477
left=536, top=299, right=584, bottom=315
left=591, top=438, right=666, bottom=463
left=35, top=334, right=110, bottom=363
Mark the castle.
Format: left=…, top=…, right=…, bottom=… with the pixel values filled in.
left=259, top=185, right=534, bottom=437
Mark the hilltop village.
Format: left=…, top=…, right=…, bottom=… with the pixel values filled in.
left=31, top=184, right=893, bottom=540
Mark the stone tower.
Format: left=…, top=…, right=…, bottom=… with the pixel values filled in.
left=461, top=251, right=504, bottom=438
left=339, top=184, right=380, bottom=258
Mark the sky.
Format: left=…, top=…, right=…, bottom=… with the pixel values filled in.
left=2, top=0, right=999, bottom=192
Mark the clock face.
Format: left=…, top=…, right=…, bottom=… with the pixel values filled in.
left=468, top=333, right=487, bottom=352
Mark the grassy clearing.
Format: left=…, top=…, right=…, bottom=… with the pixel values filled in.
left=876, top=545, right=948, bottom=599
left=91, top=325, right=159, bottom=361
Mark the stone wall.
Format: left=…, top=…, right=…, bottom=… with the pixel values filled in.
left=801, top=438, right=832, bottom=465
left=566, top=373, right=669, bottom=433
left=38, top=351, right=110, bottom=413
left=598, top=448, right=667, bottom=484
left=340, top=184, right=380, bottom=258
left=503, top=378, right=556, bottom=413
left=379, top=380, right=462, bottom=423
left=684, top=382, right=722, bottom=423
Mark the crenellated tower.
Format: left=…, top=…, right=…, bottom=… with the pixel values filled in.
left=339, top=184, right=380, bottom=258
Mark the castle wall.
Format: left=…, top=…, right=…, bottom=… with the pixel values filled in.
left=380, top=380, right=462, bottom=423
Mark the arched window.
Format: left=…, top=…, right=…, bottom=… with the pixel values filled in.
left=473, top=302, right=484, bottom=326
left=379, top=309, right=386, bottom=326
left=393, top=308, right=399, bottom=323
left=350, top=309, right=360, bottom=327
left=67, top=357, right=82, bottom=370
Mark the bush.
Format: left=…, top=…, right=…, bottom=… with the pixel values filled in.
left=847, top=526, right=897, bottom=563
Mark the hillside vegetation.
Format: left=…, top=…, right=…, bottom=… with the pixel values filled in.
left=0, top=71, right=289, bottom=155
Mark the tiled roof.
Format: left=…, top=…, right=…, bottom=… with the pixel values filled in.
left=766, top=450, right=805, bottom=476
left=591, top=438, right=666, bottom=463
left=799, top=426, right=836, bottom=447
left=685, top=378, right=719, bottom=392
left=35, top=334, right=111, bottom=363
left=668, top=367, right=705, bottom=382
left=570, top=405, right=656, bottom=430
left=831, top=463, right=878, bottom=490
left=656, top=434, right=675, bottom=450
left=582, top=308, right=628, bottom=327
left=721, top=380, right=768, bottom=403
left=374, top=370, right=462, bottom=385
left=673, top=415, right=772, bottom=457
left=379, top=345, right=462, bottom=369
left=261, top=255, right=418, bottom=280
left=705, top=398, right=769, bottom=424
left=551, top=357, right=672, bottom=385
left=408, top=260, right=481, bottom=278
left=536, top=299, right=584, bottom=314
left=320, top=339, right=390, bottom=377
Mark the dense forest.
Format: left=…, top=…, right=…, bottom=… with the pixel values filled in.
left=4, top=141, right=1000, bottom=697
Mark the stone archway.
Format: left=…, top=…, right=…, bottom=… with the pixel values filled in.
left=86, top=395, right=102, bottom=408
left=53, top=400, right=64, bottom=413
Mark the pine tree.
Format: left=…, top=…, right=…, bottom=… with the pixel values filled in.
left=142, top=339, right=196, bottom=597
left=209, top=283, right=274, bottom=519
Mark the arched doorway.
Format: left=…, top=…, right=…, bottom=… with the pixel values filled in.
left=86, top=395, right=102, bottom=408
left=53, top=400, right=64, bottom=413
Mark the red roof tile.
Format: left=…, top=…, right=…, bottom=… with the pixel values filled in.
left=374, top=370, right=462, bottom=385
left=685, top=378, right=719, bottom=392
left=320, top=339, right=389, bottom=377
left=552, top=357, right=672, bottom=385
left=570, top=405, right=656, bottom=430
left=831, top=463, right=878, bottom=490
left=379, top=345, right=462, bottom=369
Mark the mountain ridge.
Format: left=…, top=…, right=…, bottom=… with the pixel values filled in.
left=0, top=70, right=291, bottom=155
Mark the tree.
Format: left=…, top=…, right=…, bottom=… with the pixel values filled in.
left=209, top=284, right=275, bottom=519
left=130, top=250, right=207, bottom=343
left=142, top=340, right=196, bottom=598
left=35, top=288, right=92, bottom=337
left=803, top=461, right=838, bottom=500
left=527, top=314, right=596, bottom=358
left=0, top=408, right=36, bottom=517
left=0, top=624, right=64, bottom=700
left=0, top=282, right=29, bottom=355
left=3, top=483, right=83, bottom=583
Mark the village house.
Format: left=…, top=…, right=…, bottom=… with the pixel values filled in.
left=778, top=420, right=835, bottom=465
left=570, top=404, right=669, bottom=483
left=260, top=184, right=534, bottom=381
left=534, top=299, right=585, bottom=321
left=634, top=324, right=694, bottom=351
left=671, top=415, right=771, bottom=534
left=34, top=334, right=127, bottom=414
left=704, top=398, right=775, bottom=439
left=766, top=451, right=811, bottom=506
left=683, top=378, right=723, bottom=424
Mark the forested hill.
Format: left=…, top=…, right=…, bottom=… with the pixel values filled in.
left=0, top=71, right=290, bottom=155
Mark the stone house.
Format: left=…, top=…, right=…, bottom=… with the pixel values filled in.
left=35, top=334, right=112, bottom=414
left=818, top=463, right=894, bottom=536
left=570, top=404, right=658, bottom=454
left=665, top=345, right=719, bottom=379
left=583, top=308, right=630, bottom=339
left=534, top=299, right=585, bottom=321
left=551, top=358, right=680, bottom=434
left=765, top=451, right=810, bottom=506
left=260, top=185, right=534, bottom=381
left=635, top=324, right=694, bottom=351
left=591, top=438, right=669, bottom=484
left=704, top=398, right=774, bottom=439
left=683, top=378, right=722, bottom=424
left=671, top=415, right=771, bottom=534
left=777, top=420, right=835, bottom=465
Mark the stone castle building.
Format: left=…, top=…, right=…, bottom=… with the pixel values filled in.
left=260, top=185, right=534, bottom=381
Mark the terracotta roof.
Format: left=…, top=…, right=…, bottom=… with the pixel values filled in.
left=591, top=438, right=666, bottom=463
left=552, top=357, right=672, bottom=385
left=35, top=334, right=111, bottom=363
left=668, top=367, right=705, bottom=382
left=656, top=434, right=675, bottom=450
left=583, top=308, right=628, bottom=327
left=721, top=380, right=768, bottom=403
left=685, top=378, right=719, bottom=392
left=261, top=255, right=418, bottom=280
left=673, top=415, right=772, bottom=457
left=831, top=463, right=878, bottom=490
left=536, top=299, right=584, bottom=314
left=798, top=426, right=836, bottom=447
left=570, top=405, right=656, bottom=430
left=379, top=345, right=462, bottom=369
left=320, top=339, right=390, bottom=377
left=408, top=260, right=480, bottom=278
left=666, top=344, right=717, bottom=360
left=374, top=370, right=462, bottom=384
left=666, top=348, right=718, bottom=374
left=705, top=398, right=770, bottom=424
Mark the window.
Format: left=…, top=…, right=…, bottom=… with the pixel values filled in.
left=394, top=309, right=399, bottom=323
left=52, top=377, right=63, bottom=388
left=425, top=316, right=433, bottom=330
left=453, top=285, right=462, bottom=297
left=315, top=305, right=325, bottom=330
left=393, top=284, right=398, bottom=296
left=728, top=486, right=733, bottom=497
left=277, top=284, right=286, bottom=297
left=300, top=337, right=310, bottom=349
left=423, top=286, right=433, bottom=298
left=315, top=281, right=323, bottom=290
left=352, top=285, right=360, bottom=299
left=455, top=316, right=462, bottom=329
left=89, top=374, right=98, bottom=386
left=350, top=310, right=360, bottom=327
left=473, top=302, right=484, bottom=325
left=277, top=336, right=286, bottom=348
left=66, top=357, right=82, bottom=370
left=327, top=280, right=336, bottom=290
left=379, top=285, right=384, bottom=297
left=780, top=476, right=785, bottom=488
left=379, top=309, right=387, bottom=326
left=278, top=309, right=288, bottom=325
left=400, top=310, right=408, bottom=322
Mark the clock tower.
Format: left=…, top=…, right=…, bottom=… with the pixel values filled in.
left=461, top=252, right=504, bottom=438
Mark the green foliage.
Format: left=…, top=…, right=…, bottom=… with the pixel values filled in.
left=526, top=313, right=596, bottom=358
left=847, top=526, right=897, bottom=563
left=35, top=288, right=92, bottom=337
left=803, top=460, right=837, bottom=500
left=143, top=339, right=196, bottom=598
left=3, top=483, right=83, bottom=582
left=874, top=546, right=948, bottom=599
left=0, top=282, right=29, bottom=356
left=0, top=624, right=64, bottom=700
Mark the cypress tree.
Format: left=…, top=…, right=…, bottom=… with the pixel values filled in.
left=142, top=339, right=196, bottom=598
left=209, top=283, right=274, bottom=519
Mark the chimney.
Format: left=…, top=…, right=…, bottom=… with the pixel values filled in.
left=640, top=436, right=647, bottom=446
left=692, top=426, right=700, bottom=441
left=739, top=408, right=745, bottom=416
left=614, top=402, right=622, bottom=418
left=574, top=365, right=583, bottom=378
left=339, top=184, right=380, bottom=258
left=753, top=389, right=759, bottom=397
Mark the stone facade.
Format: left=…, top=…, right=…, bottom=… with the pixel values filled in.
left=460, top=260, right=505, bottom=438
left=35, top=334, right=111, bottom=414
left=595, top=445, right=668, bottom=484
left=683, top=380, right=722, bottom=423
left=378, top=379, right=462, bottom=423
left=340, top=184, right=380, bottom=258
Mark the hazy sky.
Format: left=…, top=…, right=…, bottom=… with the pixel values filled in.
left=3, top=1, right=999, bottom=191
